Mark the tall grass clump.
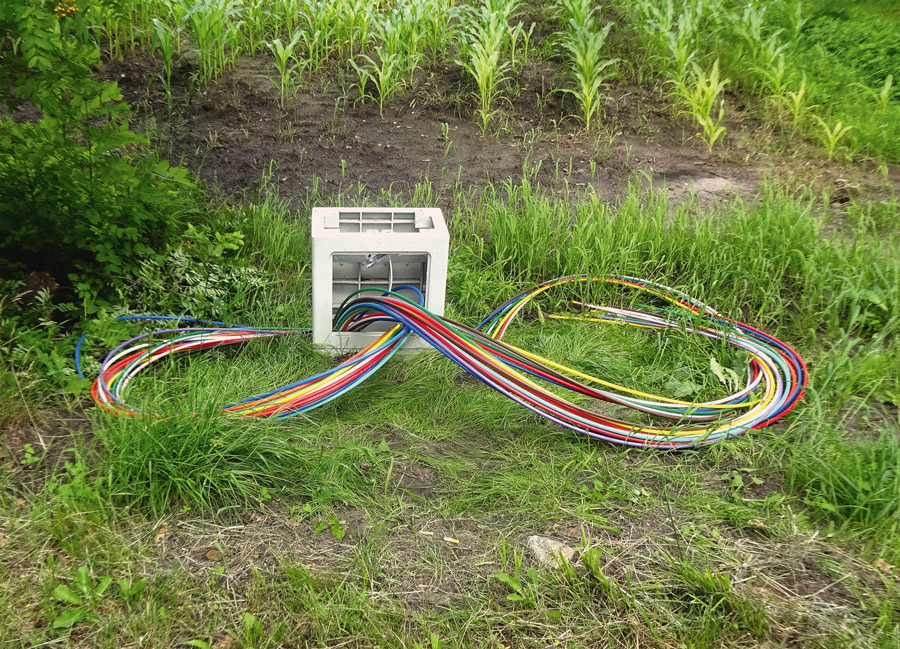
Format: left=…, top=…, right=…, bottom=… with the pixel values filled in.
left=94, top=414, right=310, bottom=513
left=790, top=427, right=900, bottom=561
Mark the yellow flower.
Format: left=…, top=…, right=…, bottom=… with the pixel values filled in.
left=55, top=0, right=78, bottom=20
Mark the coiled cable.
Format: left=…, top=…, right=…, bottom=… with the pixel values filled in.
left=76, top=276, right=807, bottom=449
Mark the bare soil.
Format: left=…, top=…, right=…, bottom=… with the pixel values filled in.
left=98, top=53, right=834, bottom=209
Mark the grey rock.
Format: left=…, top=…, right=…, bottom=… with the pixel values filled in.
left=526, top=535, right=576, bottom=567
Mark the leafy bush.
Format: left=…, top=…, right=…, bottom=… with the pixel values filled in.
left=0, top=0, right=198, bottom=304
left=121, top=226, right=268, bottom=316
left=0, top=112, right=196, bottom=299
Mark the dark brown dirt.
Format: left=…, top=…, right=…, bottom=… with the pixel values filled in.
left=0, top=410, right=91, bottom=494
left=99, top=53, right=774, bottom=207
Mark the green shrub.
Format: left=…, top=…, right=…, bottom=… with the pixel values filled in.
left=0, top=0, right=198, bottom=304
left=0, top=114, right=196, bottom=297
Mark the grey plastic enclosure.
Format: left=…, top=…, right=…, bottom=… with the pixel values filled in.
left=311, top=207, right=449, bottom=350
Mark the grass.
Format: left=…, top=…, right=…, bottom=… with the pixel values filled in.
left=3, top=173, right=899, bottom=647
left=3, top=0, right=900, bottom=646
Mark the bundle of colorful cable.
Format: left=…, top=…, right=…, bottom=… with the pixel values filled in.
left=79, top=276, right=806, bottom=449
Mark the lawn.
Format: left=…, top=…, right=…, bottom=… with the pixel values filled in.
left=1, top=1, right=899, bottom=648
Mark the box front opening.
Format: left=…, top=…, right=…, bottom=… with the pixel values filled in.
left=331, top=253, right=429, bottom=332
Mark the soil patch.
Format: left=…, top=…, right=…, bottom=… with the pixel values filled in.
left=1, top=410, right=92, bottom=494
left=100, top=54, right=768, bottom=207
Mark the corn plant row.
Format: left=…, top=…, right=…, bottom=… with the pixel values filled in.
left=617, top=0, right=896, bottom=161
left=350, top=0, right=455, bottom=117
left=86, top=0, right=458, bottom=112
left=63, top=0, right=544, bottom=131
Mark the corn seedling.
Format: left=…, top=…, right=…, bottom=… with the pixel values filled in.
left=102, top=0, right=139, bottom=60
left=556, top=0, right=597, bottom=29
left=787, top=0, right=808, bottom=40
left=151, top=18, right=178, bottom=104
left=814, top=116, right=854, bottom=162
left=350, top=47, right=405, bottom=118
left=779, top=74, right=814, bottom=130
left=651, top=2, right=706, bottom=90
left=677, top=60, right=730, bottom=156
left=242, top=0, right=273, bottom=54
left=274, top=0, right=303, bottom=39
left=757, top=53, right=788, bottom=99
left=340, top=0, right=373, bottom=61
left=266, top=34, right=305, bottom=109
left=487, top=0, right=531, bottom=69
left=181, top=0, right=244, bottom=85
left=297, top=0, right=340, bottom=72
left=456, top=4, right=517, bottom=135
left=419, top=0, right=456, bottom=65
left=853, top=75, right=894, bottom=114
left=557, top=21, right=619, bottom=131
left=394, top=3, right=426, bottom=73
left=372, top=7, right=423, bottom=84
left=733, top=3, right=764, bottom=52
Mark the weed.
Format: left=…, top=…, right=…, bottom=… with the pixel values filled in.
left=490, top=568, right=539, bottom=608
left=50, top=566, right=145, bottom=629
left=672, top=558, right=770, bottom=638
left=313, top=515, right=346, bottom=540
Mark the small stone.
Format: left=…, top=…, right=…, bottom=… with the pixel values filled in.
left=875, top=558, right=894, bottom=574
left=153, top=526, right=171, bottom=544
left=526, top=535, right=576, bottom=567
